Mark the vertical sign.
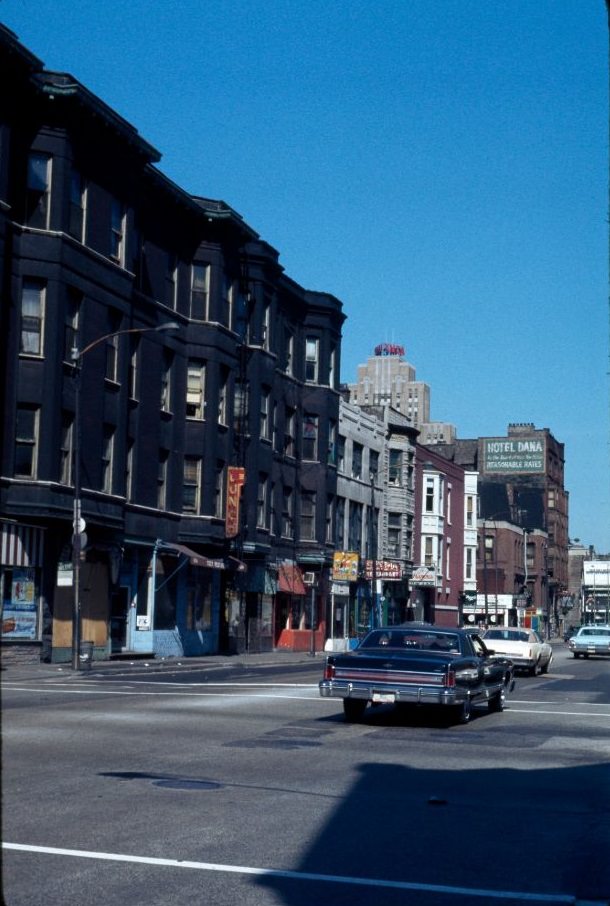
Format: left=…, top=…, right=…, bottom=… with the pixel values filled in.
left=225, top=467, right=246, bottom=538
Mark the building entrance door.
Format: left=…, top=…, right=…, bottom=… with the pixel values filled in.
left=110, top=586, right=130, bottom=652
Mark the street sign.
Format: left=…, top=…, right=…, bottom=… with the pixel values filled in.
left=73, top=516, right=86, bottom=533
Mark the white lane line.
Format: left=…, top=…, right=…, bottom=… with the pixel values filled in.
left=2, top=842, right=576, bottom=903
left=2, top=686, right=323, bottom=701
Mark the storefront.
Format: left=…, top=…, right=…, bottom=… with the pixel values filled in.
left=1, top=522, right=46, bottom=660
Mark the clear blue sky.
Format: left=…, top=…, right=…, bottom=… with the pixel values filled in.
left=3, top=0, right=609, bottom=551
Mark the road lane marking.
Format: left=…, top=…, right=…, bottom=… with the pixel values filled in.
left=2, top=842, right=578, bottom=903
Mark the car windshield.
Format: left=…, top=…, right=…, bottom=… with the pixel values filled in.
left=484, top=629, right=529, bottom=642
left=359, top=630, right=461, bottom=653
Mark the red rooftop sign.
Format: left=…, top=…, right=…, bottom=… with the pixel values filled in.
left=374, top=343, right=405, bottom=357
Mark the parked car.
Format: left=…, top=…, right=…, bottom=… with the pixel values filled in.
left=481, top=627, right=553, bottom=675
left=319, top=625, right=515, bottom=724
left=568, top=625, right=610, bottom=658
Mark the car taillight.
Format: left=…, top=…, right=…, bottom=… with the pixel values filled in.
left=323, top=662, right=336, bottom=680
left=446, top=668, right=456, bottom=688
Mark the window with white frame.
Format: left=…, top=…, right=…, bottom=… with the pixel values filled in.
left=260, top=388, right=271, bottom=440
left=165, top=251, right=178, bottom=309
left=160, top=350, right=173, bottom=412
left=125, top=438, right=135, bottom=502
left=60, top=412, right=73, bottom=485
left=64, top=287, right=81, bottom=364
left=305, top=336, right=319, bottom=382
left=26, top=152, right=51, bottom=229
left=186, top=360, right=206, bottom=419
left=282, top=486, right=294, bottom=538
left=285, top=331, right=294, bottom=375
left=183, top=456, right=201, bottom=513
left=465, top=546, right=474, bottom=580
left=102, top=425, right=115, bottom=493
left=15, top=405, right=39, bottom=478
left=335, top=497, right=345, bottom=548
left=190, top=262, right=209, bottom=320
left=68, top=168, right=86, bottom=242
left=284, top=406, right=296, bottom=457
left=262, top=296, right=271, bottom=350
left=387, top=512, right=401, bottom=557
left=218, top=366, right=229, bottom=425
left=388, top=449, right=402, bottom=486
left=257, top=473, right=268, bottom=528
left=128, top=337, right=140, bottom=401
left=105, top=310, right=121, bottom=382
left=302, top=414, right=318, bottom=460
left=466, top=495, right=474, bottom=527
left=300, top=490, right=316, bottom=541
left=329, top=345, right=336, bottom=388
left=424, top=536, right=434, bottom=567
left=221, top=275, right=234, bottom=330
left=352, top=442, right=363, bottom=479
left=336, top=435, right=345, bottom=472
left=110, top=198, right=125, bottom=264
left=328, top=419, right=337, bottom=465
left=20, top=279, right=45, bottom=356
left=215, top=462, right=225, bottom=518
left=158, top=449, right=169, bottom=509
left=348, top=501, right=363, bottom=552
left=425, top=477, right=435, bottom=513
left=326, top=495, right=334, bottom=543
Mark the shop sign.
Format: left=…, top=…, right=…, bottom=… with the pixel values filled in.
left=364, top=559, right=403, bottom=580
left=136, top=615, right=151, bottom=630
left=332, top=551, right=359, bottom=582
left=57, top=561, right=73, bottom=586
left=482, top=436, right=545, bottom=474
left=2, top=567, right=38, bottom=639
left=410, top=566, right=437, bottom=587
left=225, top=466, right=246, bottom=538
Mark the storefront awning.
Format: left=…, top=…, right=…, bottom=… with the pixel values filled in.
left=278, top=563, right=306, bottom=596
left=155, top=541, right=245, bottom=571
left=1, top=522, right=45, bottom=567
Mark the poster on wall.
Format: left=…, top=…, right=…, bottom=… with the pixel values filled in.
left=2, top=567, right=39, bottom=639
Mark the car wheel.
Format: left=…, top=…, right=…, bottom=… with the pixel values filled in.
left=343, top=699, right=367, bottom=722
left=529, top=659, right=541, bottom=676
left=454, top=700, right=472, bottom=724
left=488, top=689, right=505, bottom=713
left=573, top=652, right=581, bottom=658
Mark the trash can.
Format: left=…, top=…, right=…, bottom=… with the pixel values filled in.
left=79, top=641, right=94, bottom=671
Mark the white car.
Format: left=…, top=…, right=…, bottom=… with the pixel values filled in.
left=482, top=627, right=553, bottom=676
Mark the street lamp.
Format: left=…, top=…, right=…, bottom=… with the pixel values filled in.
left=70, top=320, right=180, bottom=669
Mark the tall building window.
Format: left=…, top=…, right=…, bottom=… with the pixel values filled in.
left=466, top=495, right=474, bottom=527
left=20, top=279, right=45, bottom=355
left=105, top=310, right=121, bottom=382
left=15, top=406, right=39, bottom=478
left=285, top=331, right=294, bottom=375
left=260, top=388, right=271, bottom=440
left=352, top=442, right=363, bottom=479
left=64, top=288, right=81, bottom=363
left=329, top=345, right=337, bottom=388
left=218, top=366, right=229, bottom=425
left=369, top=449, right=379, bottom=479
left=215, top=462, right=225, bottom=518
left=300, top=491, right=316, bottom=541
left=128, top=337, right=140, bottom=400
left=165, top=251, right=178, bottom=309
left=110, top=198, right=125, bottom=264
left=257, top=473, right=268, bottom=528
left=337, top=435, right=345, bottom=473
left=190, top=263, right=209, bottom=320
left=102, top=425, right=115, bottom=493
left=68, top=169, right=86, bottom=241
left=60, top=413, right=73, bottom=485
left=160, top=350, right=173, bottom=412
left=284, top=406, right=296, bottom=457
left=484, top=534, right=494, bottom=564
left=262, top=296, right=271, bottom=350
left=186, top=360, right=206, bottom=419
left=282, top=486, right=294, bottom=538
left=389, top=450, right=402, bottom=486
left=183, top=456, right=201, bottom=513
left=348, top=502, right=363, bottom=552
left=465, top=547, right=474, bottom=580
left=26, top=152, right=51, bottom=228
left=234, top=381, right=249, bottom=433
left=328, top=419, right=337, bottom=465
left=125, top=438, right=135, bottom=501
left=387, top=512, right=401, bottom=557
left=221, top=275, right=233, bottom=329
left=335, top=497, right=345, bottom=548
left=425, top=477, right=435, bottom=513
left=158, top=449, right=169, bottom=509
left=302, top=414, right=318, bottom=460
left=326, top=495, right=334, bottom=543
left=424, top=536, right=434, bottom=567
left=305, top=337, right=319, bottom=382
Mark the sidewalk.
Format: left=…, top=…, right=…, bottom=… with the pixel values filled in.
left=1, top=648, right=325, bottom=682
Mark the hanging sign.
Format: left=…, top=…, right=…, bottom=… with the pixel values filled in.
left=225, top=467, right=246, bottom=538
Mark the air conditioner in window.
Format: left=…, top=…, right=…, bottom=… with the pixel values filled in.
left=303, top=572, right=316, bottom=586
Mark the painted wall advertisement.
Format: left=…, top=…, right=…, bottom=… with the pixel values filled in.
left=483, top=436, right=545, bottom=474
left=2, top=567, right=38, bottom=639
left=332, top=551, right=359, bottom=582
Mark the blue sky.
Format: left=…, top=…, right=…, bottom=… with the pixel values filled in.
left=3, top=0, right=609, bottom=551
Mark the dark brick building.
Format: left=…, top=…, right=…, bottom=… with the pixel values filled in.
left=0, top=26, right=345, bottom=663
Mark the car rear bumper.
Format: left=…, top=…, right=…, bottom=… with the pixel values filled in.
left=319, top=679, right=475, bottom=707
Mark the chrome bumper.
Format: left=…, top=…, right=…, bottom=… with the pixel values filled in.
left=319, top=679, right=468, bottom=707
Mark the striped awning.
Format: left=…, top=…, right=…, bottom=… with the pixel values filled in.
left=1, top=522, right=45, bottom=567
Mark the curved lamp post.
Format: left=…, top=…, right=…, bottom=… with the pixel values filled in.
left=70, top=320, right=180, bottom=669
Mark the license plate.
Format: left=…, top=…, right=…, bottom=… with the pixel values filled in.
left=372, top=692, right=395, bottom=704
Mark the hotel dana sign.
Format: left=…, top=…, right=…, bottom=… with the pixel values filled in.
left=483, top=436, right=545, bottom=474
